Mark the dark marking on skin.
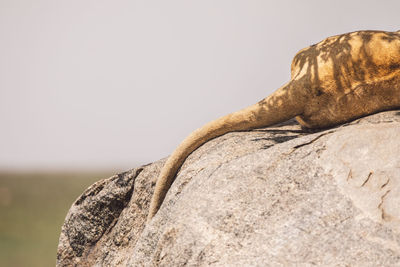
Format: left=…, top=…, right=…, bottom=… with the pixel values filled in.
left=381, top=31, right=400, bottom=42
left=390, top=63, right=400, bottom=70
left=315, top=87, right=324, bottom=96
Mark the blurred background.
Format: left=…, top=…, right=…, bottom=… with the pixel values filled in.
left=1, top=0, right=399, bottom=266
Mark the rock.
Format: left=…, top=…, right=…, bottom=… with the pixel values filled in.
left=57, top=110, right=400, bottom=266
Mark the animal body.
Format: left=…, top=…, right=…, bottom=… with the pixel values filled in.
left=148, top=30, right=400, bottom=221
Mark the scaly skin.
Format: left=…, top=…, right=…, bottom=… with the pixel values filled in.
left=147, top=30, right=400, bottom=221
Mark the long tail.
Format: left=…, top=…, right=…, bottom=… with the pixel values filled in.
left=147, top=82, right=303, bottom=221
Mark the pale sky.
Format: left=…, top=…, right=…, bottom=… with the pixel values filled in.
left=1, top=0, right=399, bottom=171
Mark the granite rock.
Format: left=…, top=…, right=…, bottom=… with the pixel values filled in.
left=57, top=110, right=400, bottom=266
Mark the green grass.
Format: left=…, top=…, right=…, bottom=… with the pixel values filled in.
left=0, top=171, right=114, bottom=267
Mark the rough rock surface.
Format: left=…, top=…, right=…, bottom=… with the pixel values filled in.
left=57, top=110, right=400, bottom=266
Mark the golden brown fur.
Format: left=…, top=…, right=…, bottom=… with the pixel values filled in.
left=147, top=30, right=400, bottom=221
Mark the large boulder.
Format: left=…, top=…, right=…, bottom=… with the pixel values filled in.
left=57, top=111, right=400, bottom=266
